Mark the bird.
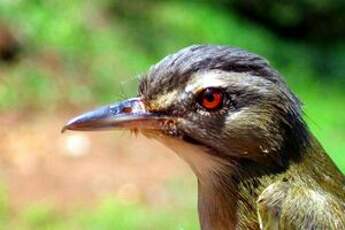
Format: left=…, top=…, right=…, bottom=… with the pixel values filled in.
left=63, top=45, right=345, bottom=229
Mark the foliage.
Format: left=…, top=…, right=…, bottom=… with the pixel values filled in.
left=227, top=0, right=345, bottom=41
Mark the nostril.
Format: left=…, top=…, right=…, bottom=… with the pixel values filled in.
left=122, top=107, right=132, bottom=113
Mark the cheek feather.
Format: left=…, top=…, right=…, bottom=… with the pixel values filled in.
left=226, top=110, right=245, bottom=121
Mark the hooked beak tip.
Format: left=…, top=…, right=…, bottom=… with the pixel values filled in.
left=61, top=125, right=68, bottom=134
left=61, top=117, right=78, bottom=133
left=61, top=126, right=66, bottom=134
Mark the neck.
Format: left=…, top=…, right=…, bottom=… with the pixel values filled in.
left=197, top=160, right=280, bottom=230
left=156, top=128, right=343, bottom=229
left=197, top=174, right=238, bottom=230
left=197, top=134, right=345, bottom=230
left=161, top=135, right=291, bottom=229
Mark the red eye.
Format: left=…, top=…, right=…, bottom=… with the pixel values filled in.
left=198, top=88, right=224, bottom=110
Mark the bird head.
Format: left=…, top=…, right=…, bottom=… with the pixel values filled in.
left=63, top=45, right=308, bottom=178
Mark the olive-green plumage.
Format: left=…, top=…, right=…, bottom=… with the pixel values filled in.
left=63, top=45, right=345, bottom=229
left=236, top=137, right=345, bottom=230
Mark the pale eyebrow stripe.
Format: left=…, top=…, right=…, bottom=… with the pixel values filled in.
left=185, top=70, right=274, bottom=95
left=185, top=70, right=250, bottom=93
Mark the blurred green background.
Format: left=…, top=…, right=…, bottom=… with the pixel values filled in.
left=0, top=0, right=344, bottom=229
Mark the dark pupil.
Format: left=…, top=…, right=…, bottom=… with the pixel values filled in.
left=204, top=90, right=215, bottom=101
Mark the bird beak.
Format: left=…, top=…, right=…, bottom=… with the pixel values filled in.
left=62, top=97, right=168, bottom=133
